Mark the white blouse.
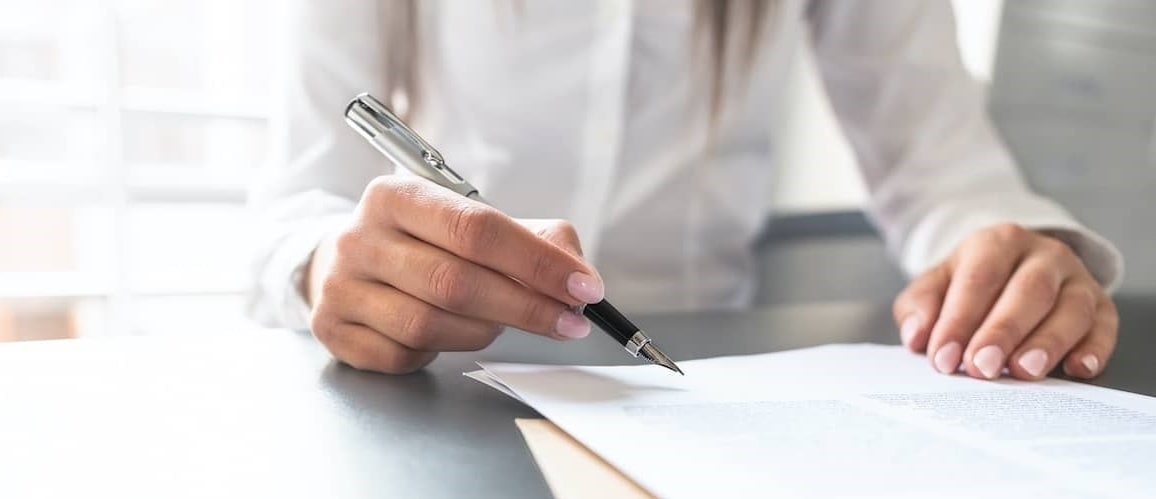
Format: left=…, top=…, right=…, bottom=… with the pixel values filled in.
left=247, top=0, right=1123, bottom=330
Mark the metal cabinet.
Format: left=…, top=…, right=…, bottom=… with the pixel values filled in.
left=991, top=0, right=1156, bottom=293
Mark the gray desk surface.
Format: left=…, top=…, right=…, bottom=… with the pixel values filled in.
left=1, top=297, right=1153, bottom=498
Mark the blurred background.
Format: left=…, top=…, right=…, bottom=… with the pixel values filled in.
left=0, top=0, right=275, bottom=340
left=0, top=0, right=1151, bottom=341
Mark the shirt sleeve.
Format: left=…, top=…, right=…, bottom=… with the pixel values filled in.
left=805, top=0, right=1124, bottom=292
left=245, top=0, right=392, bottom=329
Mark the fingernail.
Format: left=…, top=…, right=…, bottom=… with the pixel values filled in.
left=555, top=310, right=590, bottom=339
left=1018, top=348, right=1049, bottom=378
left=567, top=272, right=604, bottom=304
left=973, top=345, right=1005, bottom=379
left=900, top=316, right=920, bottom=347
left=933, top=342, right=961, bottom=375
left=1081, top=354, right=1100, bottom=375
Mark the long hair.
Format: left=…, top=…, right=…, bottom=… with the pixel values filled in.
left=379, top=1, right=772, bottom=123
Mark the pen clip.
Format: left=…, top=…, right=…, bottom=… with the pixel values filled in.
left=345, top=93, right=477, bottom=196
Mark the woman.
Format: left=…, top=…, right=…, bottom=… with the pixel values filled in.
left=248, top=0, right=1123, bottom=380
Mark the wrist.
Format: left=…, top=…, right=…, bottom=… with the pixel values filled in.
left=303, top=233, right=340, bottom=309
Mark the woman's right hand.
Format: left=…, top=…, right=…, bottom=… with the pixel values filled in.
left=305, top=176, right=605, bottom=374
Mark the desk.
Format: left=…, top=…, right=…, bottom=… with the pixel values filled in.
left=1, top=297, right=1154, bottom=498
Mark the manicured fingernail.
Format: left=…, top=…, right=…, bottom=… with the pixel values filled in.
left=555, top=310, right=590, bottom=339
left=1081, top=354, right=1100, bottom=375
left=566, top=272, right=604, bottom=304
left=1018, top=348, right=1049, bottom=378
left=973, top=345, right=1005, bottom=379
left=900, top=316, right=920, bottom=347
left=934, top=342, right=961, bottom=374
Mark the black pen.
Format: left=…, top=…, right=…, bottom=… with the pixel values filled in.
left=344, top=93, right=683, bottom=375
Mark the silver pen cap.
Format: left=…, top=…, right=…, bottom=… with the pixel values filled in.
left=344, top=93, right=480, bottom=199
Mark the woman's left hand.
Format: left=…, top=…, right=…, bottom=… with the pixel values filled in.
left=893, top=223, right=1117, bottom=381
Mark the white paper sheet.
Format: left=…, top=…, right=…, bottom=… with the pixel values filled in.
left=468, top=344, right=1156, bottom=499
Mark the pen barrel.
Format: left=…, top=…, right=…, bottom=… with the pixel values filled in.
left=582, top=301, right=637, bottom=346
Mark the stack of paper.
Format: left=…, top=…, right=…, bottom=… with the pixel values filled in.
left=468, top=344, right=1156, bottom=499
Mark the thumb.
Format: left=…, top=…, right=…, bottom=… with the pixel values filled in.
left=518, top=218, right=585, bottom=259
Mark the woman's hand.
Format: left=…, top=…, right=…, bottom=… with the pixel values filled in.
left=893, top=223, right=1117, bottom=381
left=305, top=176, right=604, bottom=374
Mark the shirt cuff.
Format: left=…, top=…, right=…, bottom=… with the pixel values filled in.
left=247, top=213, right=351, bottom=330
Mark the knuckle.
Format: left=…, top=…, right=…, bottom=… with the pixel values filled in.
left=447, top=204, right=502, bottom=257
left=379, top=350, right=433, bottom=375
left=551, top=220, right=580, bottom=243
left=518, top=298, right=557, bottom=333
left=539, top=220, right=583, bottom=257
left=891, top=296, right=908, bottom=321
left=400, top=307, right=439, bottom=350
left=528, top=252, right=560, bottom=293
left=553, top=219, right=578, bottom=238
left=428, top=260, right=477, bottom=310
left=319, top=273, right=355, bottom=306
left=898, top=282, right=933, bottom=305
left=311, top=319, right=435, bottom=375
left=364, top=176, right=420, bottom=220
left=893, top=288, right=927, bottom=322
left=1026, top=335, right=1063, bottom=359
left=465, top=324, right=504, bottom=351
left=543, top=220, right=583, bottom=255
left=1020, top=271, right=1061, bottom=305
left=339, top=335, right=431, bottom=375
left=958, top=267, right=1004, bottom=292
left=309, top=308, right=341, bottom=345
left=367, top=175, right=412, bottom=199
left=341, top=351, right=381, bottom=373
left=338, top=348, right=375, bottom=371
left=1036, top=237, right=1074, bottom=260
left=333, top=229, right=364, bottom=258
left=485, top=323, right=505, bottom=344
left=933, top=314, right=968, bottom=339
left=1064, top=285, right=1098, bottom=319
left=365, top=174, right=391, bottom=191
left=364, top=175, right=399, bottom=206
left=982, top=320, right=1022, bottom=343
left=990, top=223, right=1028, bottom=243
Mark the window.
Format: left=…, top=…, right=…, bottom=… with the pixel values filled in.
left=0, top=0, right=276, bottom=340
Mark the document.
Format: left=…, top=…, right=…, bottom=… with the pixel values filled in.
left=468, top=344, right=1156, bottom=499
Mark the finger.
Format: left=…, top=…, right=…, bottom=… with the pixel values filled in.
left=927, top=225, right=1031, bottom=375
left=963, top=248, right=1069, bottom=379
left=370, top=177, right=603, bottom=305
left=523, top=219, right=584, bottom=258
left=892, top=264, right=950, bottom=352
left=1062, top=296, right=1118, bottom=379
left=1006, top=282, right=1099, bottom=380
left=333, top=278, right=505, bottom=351
left=314, top=320, right=438, bottom=375
left=369, top=233, right=591, bottom=340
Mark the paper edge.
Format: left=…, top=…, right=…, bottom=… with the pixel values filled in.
left=514, top=418, right=654, bottom=499
left=464, top=368, right=523, bottom=402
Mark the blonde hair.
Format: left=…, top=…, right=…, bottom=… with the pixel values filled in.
left=379, top=0, right=772, bottom=123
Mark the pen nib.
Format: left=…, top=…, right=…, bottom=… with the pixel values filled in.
left=639, top=343, right=684, bottom=375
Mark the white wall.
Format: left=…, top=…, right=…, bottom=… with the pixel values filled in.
left=769, top=0, right=1005, bottom=214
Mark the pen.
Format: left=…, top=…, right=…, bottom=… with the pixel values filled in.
left=344, top=92, right=683, bottom=375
